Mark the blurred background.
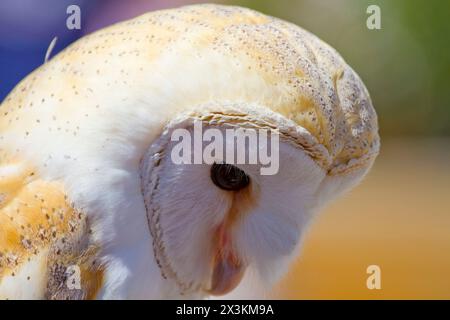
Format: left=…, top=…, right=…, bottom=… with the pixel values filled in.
left=1, top=0, right=449, bottom=299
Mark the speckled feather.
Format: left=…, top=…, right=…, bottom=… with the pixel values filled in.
left=0, top=4, right=378, bottom=173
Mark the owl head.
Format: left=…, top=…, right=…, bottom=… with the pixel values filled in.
left=133, top=5, right=379, bottom=296
left=0, top=4, right=379, bottom=298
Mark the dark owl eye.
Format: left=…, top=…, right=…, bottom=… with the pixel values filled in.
left=210, top=163, right=250, bottom=191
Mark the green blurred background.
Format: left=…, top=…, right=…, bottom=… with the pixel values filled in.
left=227, top=0, right=450, bottom=138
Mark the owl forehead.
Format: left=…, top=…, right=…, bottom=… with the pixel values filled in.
left=1, top=4, right=378, bottom=175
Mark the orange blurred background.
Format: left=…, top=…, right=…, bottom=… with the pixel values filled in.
left=275, top=139, right=450, bottom=299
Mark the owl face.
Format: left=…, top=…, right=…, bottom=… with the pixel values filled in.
left=140, top=107, right=333, bottom=296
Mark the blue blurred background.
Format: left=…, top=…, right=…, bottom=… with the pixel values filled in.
left=0, top=0, right=198, bottom=103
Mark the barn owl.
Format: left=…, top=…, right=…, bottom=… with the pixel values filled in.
left=0, top=4, right=379, bottom=299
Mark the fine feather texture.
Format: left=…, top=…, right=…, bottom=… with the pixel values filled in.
left=0, top=4, right=379, bottom=299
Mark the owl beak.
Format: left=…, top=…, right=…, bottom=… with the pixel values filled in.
left=207, top=223, right=246, bottom=296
